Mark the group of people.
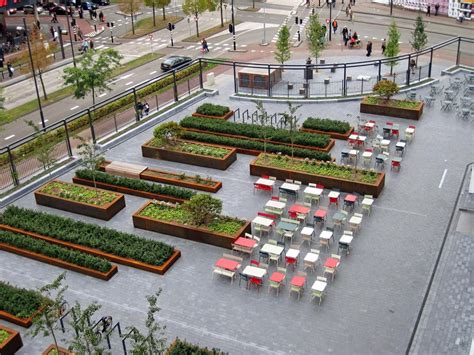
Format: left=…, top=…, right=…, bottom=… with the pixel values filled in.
left=341, top=27, right=360, bottom=48
left=79, top=38, right=95, bottom=53
left=90, top=10, right=105, bottom=22
left=201, top=38, right=209, bottom=53
left=136, top=101, right=150, bottom=117
left=345, top=4, right=354, bottom=21
left=425, top=3, right=441, bottom=17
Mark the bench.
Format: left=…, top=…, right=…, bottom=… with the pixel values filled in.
left=232, top=245, right=254, bottom=255
left=213, top=267, right=236, bottom=282
left=105, top=161, right=147, bottom=179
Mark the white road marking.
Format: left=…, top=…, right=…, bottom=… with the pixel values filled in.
left=98, top=93, right=107, bottom=97
left=125, top=81, right=134, bottom=85
left=4, top=135, right=15, bottom=140
left=374, top=205, right=428, bottom=217
left=438, top=169, right=448, bottom=188
left=121, top=73, right=134, bottom=79
left=95, top=45, right=105, bottom=49
left=70, top=105, right=79, bottom=110
left=149, top=71, right=157, bottom=75
left=38, top=119, right=49, bottom=125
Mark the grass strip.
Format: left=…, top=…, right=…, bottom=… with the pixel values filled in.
left=121, top=16, right=183, bottom=39
left=182, top=21, right=239, bottom=42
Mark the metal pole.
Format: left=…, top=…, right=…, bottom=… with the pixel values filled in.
left=172, top=70, right=179, bottom=101
left=65, top=12, right=76, bottom=67
left=199, top=58, right=203, bottom=88
left=63, top=121, right=73, bottom=157
left=343, top=64, right=347, bottom=96
left=329, top=2, right=332, bottom=41
left=23, top=18, right=46, bottom=129
left=233, top=62, right=238, bottom=93
left=7, top=147, right=19, bottom=186
left=407, top=54, right=411, bottom=85
left=57, top=26, right=65, bottom=59
left=428, top=48, right=433, bottom=77
left=231, top=0, right=236, bottom=50
left=390, top=0, right=393, bottom=15
left=262, top=3, right=267, bottom=45
left=133, top=88, right=139, bottom=121
left=456, top=37, right=461, bottom=65
left=267, top=65, right=271, bottom=97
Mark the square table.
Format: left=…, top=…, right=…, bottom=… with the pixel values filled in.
left=328, top=191, right=340, bottom=199
left=279, top=183, right=300, bottom=194
left=344, top=194, right=357, bottom=203
left=256, top=178, right=275, bottom=187
left=233, top=237, right=257, bottom=250
left=356, top=135, right=367, bottom=143
left=252, top=216, right=274, bottom=227
left=269, top=272, right=285, bottom=283
left=380, top=139, right=391, bottom=147
left=286, top=248, right=300, bottom=259
left=265, top=200, right=286, bottom=210
left=276, top=221, right=299, bottom=232
left=311, top=280, right=327, bottom=292
left=362, top=151, right=373, bottom=159
left=260, top=243, right=284, bottom=257
left=348, top=134, right=358, bottom=140
left=361, top=198, right=374, bottom=207
left=301, top=226, right=314, bottom=238
left=405, top=127, right=415, bottom=134
left=289, top=204, right=311, bottom=215
left=304, top=186, right=323, bottom=197
left=304, top=252, right=319, bottom=264
left=291, top=276, right=306, bottom=287
left=215, top=258, right=240, bottom=271
left=364, top=122, right=375, bottom=128
left=242, top=265, right=267, bottom=279
left=314, top=209, right=327, bottom=219
left=319, top=230, right=333, bottom=241
left=332, top=211, right=346, bottom=224
left=324, top=257, right=340, bottom=269
left=392, top=156, right=403, bottom=163
left=349, top=216, right=362, bottom=228
left=339, top=234, right=353, bottom=245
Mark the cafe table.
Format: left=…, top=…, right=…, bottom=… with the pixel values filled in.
left=242, top=265, right=267, bottom=279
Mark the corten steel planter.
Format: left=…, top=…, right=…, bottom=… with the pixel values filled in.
left=360, top=98, right=424, bottom=120
left=141, top=139, right=237, bottom=170
left=0, top=306, right=43, bottom=328
left=249, top=157, right=385, bottom=197
left=191, top=110, right=234, bottom=120
left=0, top=325, right=23, bottom=355
left=41, top=344, right=73, bottom=355
left=0, top=242, right=118, bottom=281
left=72, top=177, right=188, bottom=203
left=132, top=201, right=251, bottom=249
left=300, top=126, right=354, bottom=140
left=183, top=128, right=335, bottom=153
left=0, top=225, right=180, bottom=276
left=34, top=180, right=125, bottom=221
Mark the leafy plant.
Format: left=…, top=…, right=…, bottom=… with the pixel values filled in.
left=279, top=102, right=302, bottom=157
left=254, top=100, right=270, bottom=157
left=0, top=329, right=10, bottom=344
left=153, top=122, right=183, bottom=146
left=77, top=137, right=104, bottom=190
left=183, top=194, right=222, bottom=226
left=182, top=0, right=215, bottom=37
left=196, top=103, right=230, bottom=117
left=167, top=338, right=227, bottom=355
left=275, top=25, right=291, bottom=65
left=302, top=118, right=351, bottom=134
left=384, top=21, right=401, bottom=75
left=365, top=96, right=420, bottom=108
left=306, top=14, right=326, bottom=66
left=75, top=169, right=196, bottom=199
left=0, top=206, right=175, bottom=266
left=26, top=120, right=56, bottom=174
left=410, top=15, right=428, bottom=65
left=0, top=281, right=45, bottom=319
left=68, top=302, right=104, bottom=355
left=372, top=80, right=400, bottom=102
left=0, top=231, right=112, bottom=272
left=39, top=181, right=119, bottom=206
left=151, top=139, right=231, bottom=158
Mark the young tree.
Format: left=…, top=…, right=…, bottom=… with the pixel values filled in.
left=384, top=21, right=401, bottom=75
left=118, top=0, right=143, bottom=35
left=26, top=120, right=56, bottom=173
left=19, top=27, right=57, bottom=100
left=183, top=194, right=222, bottom=226
left=306, top=14, right=326, bottom=66
left=68, top=302, right=104, bottom=355
left=182, top=0, right=215, bottom=38
left=77, top=137, right=104, bottom=189
left=410, top=15, right=428, bottom=65
left=157, top=0, right=171, bottom=20
left=63, top=49, right=122, bottom=108
left=254, top=100, right=270, bottom=158
left=372, top=80, right=400, bottom=101
left=153, top=122, right=182, bottom=146
left=275, top=25, right=291, bottom=66
left=30, top=272, right=68, bottom=354
left=127, top=289, right=167, bottom=355
left=216, top=0, right=228, bottom=27
left=279, top=102, right=302, bottom=157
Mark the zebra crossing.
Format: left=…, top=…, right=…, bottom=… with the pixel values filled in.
left=292, top=16, right=309, bottom=42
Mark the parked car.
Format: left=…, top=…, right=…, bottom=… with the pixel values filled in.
left=81, top=2, right=98, bottom=10
left=91, top=0, right=110, bottom=5
left=49, top=5, right=68, bottom=14
left=161, top=56, right=193, bottom=72
left=24, top=5, right=44, bottom=14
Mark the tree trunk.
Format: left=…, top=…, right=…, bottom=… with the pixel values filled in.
left=152, top=4, right=156, bottom=26
left=220, top=0, right=224, bottom=27
left=195, top=13, right=200, bottom=37
left=253, top=0, right=255, bottom=9
left=162, top=6, right=166, bottom=20
left=38, top=70, right=48, bottom=100
left=131, top=4, right=135, bottom=35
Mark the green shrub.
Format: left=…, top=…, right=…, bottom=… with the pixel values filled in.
left=180, top=116, right=330, bottom=148
left=195, top=103, right=230, bottom=117
left=0, top=281, right=45, bottom=319
left=39, top=181, right=119, bottom=206
left=0, top=329, right=10, bottom=344
left=182, top=194, right=222, bottom=226
left=372, top=80, right=400, bottom=101
left=0, top=231, right=112, bottom=272
left=0, top=206, right=175, bottom=267
left=181, top=131, right=332, bottom=161
left=302, top=118, right=351, bottom=134
left=167, top=338, right=227, bottom=355
left=75, top=169, right=196, bottom=199
left=153, top=122, right=183, bottom=146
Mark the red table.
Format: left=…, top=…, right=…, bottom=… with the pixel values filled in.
left=289, top=204, right=311, bottom=214
left=270, top=272, right=285, bottom=283
left=291, top=276, right=306, bottom=287
left=314, top=209, right=327, bottom=218
left=344, top=194, right=357, bottom=203
left=233, top=237, right=257, bottom=249
left=324, top=258, right=339, bottom=269
left=215, top=258, right=240, bottom=271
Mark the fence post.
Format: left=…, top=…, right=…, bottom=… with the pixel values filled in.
left=7, top=147, right=19, bottom=186
left=343, top=64, right=347, bottom=96
left=87, top=109, right=96, bottom=144
left=199, top=59, right=203, bottom=89
left=187, top=79, right=191, bottom=95
left=63, top=121, right=73, bottom=157
left=172, top=70, right=179, bottom=102
left=418, top=66, right=422, bottom=82
left=456, top=37, right=461, bottom=65
left=155, top=95, right=159, bottom=111
left=378, top=60, right=382, bottom=81
left=428, top=48, right=433, bottom=78
left=233, top=62, right=238, bottom=94
left=406, top=54, right=411, bottom=86
left=267, top=65, right=271, bottom=97
left=132, top=88, right=140, bottom=122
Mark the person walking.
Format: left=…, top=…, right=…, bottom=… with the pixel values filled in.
left=381, top=39, right=386, bottom=54
left=136, top=102, right=143, bottom=118
left=202, top=38, right=209, bottom=53
left=342, top=26, right=348, bottom=45
left=366, top=41, right=372, bottom=56
left=349, top=8, right=353, bottom=21
left=332, top=19, right=338, bottom=34
left=7, top=62, right=14, bottom=78
left=99, top=11, right=104, bottom=22
left=89, top=39, right=94, bottom=50
left=346, top=4, right=351, bottom=16
left=426, top=4, right=431, bottom=16
left=435, top=3, right=440, bottom=15
left=77, top=27, right=84, bottom=40
left=79, top=7, right=83, bottom=19
left=50, top=25, right=55, bottom=39
left=51, top=13, right=58, bottom=23
left=53, top=29, right=58, bottom=42
left=144, top=102, right=150, bottom=116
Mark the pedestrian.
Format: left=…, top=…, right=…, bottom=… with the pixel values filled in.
left=50, top=25, right=55, bottom=39
left=366, top=41, right=372, bottom=56
left=326, top=0, right=329, bottom=7
left=51, top=13, right=58, bottom=23
left=346, top=4, right=351, bottom=16
left=93, top=10, right=97, bottom=20
left=202, top=38, right=209, bottom=53
left=79, top=7, right=83, bottom=19
left=53, top=29, right=58, bottom=42
left=81, top=39, right=89, bottom=53
left=349, top=9, right=353, bottom=21
left=78, top=27, right=84, bottom=40
left=7, top=62, right=14, bottom=78
left=89, top=9, right=93, bottom=20
left=348, top=29, right=352, bottom=39
left=99, top=11, right=104, bottom=22
left=136, top=102, right=143, bottom=118
left=342, top=26, right=349, bottom=45
left=426, top=4, right=431, bottom=16
left=381, top=38, right=386, bottom=54
left=435, top=3, right=440, bottom=15
left=144, top=102, right=150, bottom=116
left=458, top=11, right=464, bottom=22
left=332, top=19, right=338, bottom=34
left=410, top=58, right=416, bottom=74
left=89, top=39, right=94, bottom=50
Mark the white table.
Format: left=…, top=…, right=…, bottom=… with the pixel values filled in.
left=304, top=186, right=323, bottom=196
left=304, top=252, right=319, bottom=263
left=252, top=216, right=274, bottom=227
left=405, top=127, right=415, bottom=134
left=319, top=230, right=333, bottom=241
left=285, top=248, right=300, bottom=259
left=280, top=183, right=300, bottom=192
left=361, top=198, right=374, bottom=206
left=301, top=227, right=314, bottom=238
left=349, top=149, right=359, bottom=157
left=311, top=280, right=327, bottom=292
left=362, top=151, right=373, bottom=158
left=256, top=178, right=275, bottom=187
left=356, top=135, right=367, bottom=143
left=349, top=134, right=358, bottom=140
left=265, top=200, right=286, bottom=210
left=396, top=141, right=406, bottom=149
left=328, top=191, right=340, bottom=199
left=365, top=122, right=375, bottom=128
left=260, top=243, right=284, bottom=256
left=242, top=265, right=267, bottom=278
left=380, top=139, right=391, bottom=147
left=349, top=216, right=362, bottom=226
left=339, top=234, right=353, bottom=245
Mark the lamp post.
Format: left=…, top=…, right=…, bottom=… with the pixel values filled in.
left=329, top=0, right=332, bottom=41
left=390, top=0, right=393, bottom=15
left=262, top=2, right=268, bottom=45
left=231, top=0, right=236, bottom=50
left=23, top=18, right=46, bottom=129
left=66, top=9, right=76, bottom=67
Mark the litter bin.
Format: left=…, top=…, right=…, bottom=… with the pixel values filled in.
left=207, top=72, right=215, bottom=86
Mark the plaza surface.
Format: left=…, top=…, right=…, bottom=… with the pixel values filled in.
left=0, top=69, right=472, bottom=354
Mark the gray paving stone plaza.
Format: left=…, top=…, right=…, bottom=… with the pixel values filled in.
left=0, top=62, right=472, bottom=354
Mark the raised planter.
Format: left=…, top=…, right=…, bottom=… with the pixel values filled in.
left=0, top=225, right=180, bottom=276
left=191, top=110, right=234, bottom=120
left=249, top=157, right=385, bottom=197
left=300, top=126, right=354, bottom=140
left=141, top=139, right=237, bottom=170
left=0, top=325, right=23, bottom=355
left=41, top=344, right=73, bottom=355
left=34, top=181, right=125, bottom=221
left=0, top=242, right=118, bottom=281
left=132, top=201, right=251, bottom=249
left=0, top=306, right=43, bottom=328
left=72, top=176, right=187, bottom=204
left=360, top=97, right=424, bottom=120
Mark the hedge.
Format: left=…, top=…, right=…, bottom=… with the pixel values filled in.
left=302, top=118, right=351, bottom=134
left=181, top=131, right=332, bottom=161
left=0, top=230, right=113, bottom=273
left=75, top=169, right=196, bottom=200
left=180, top=116, right=330, bottom=148
left=0, top=281, right=45, bottom=319
left=195, top=103, right=230, bottom=116
left=166, top=338, right=227, bottom=355
left=0, top=206, right=175, bottom=267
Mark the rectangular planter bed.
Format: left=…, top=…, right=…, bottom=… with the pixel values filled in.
left=0, top=308, right=42, bottom=328
left=249, top=157, right=385, bottom=197
left=0, top=225, right=180, bottom=276
left=41, top=344, right=73, bottom=355
left=132, top=201, right=251, bottom=249
left=191, top=110, right=234, bottom=120
left=0, top=325, right=23, bottom=355
left=72, top=176, right=187, bottom=204
left=300, top=126, right=354, bottom=140
left=34, top=181, right=125, bottom=221
left=0, top=242, right=118, bottom=281
left=360, top=98, right=424, bottom=120
left=141, top=139, right=237, bottom=170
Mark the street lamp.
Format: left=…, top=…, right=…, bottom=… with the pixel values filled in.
left=231, top=0, right=236, bottom=50
left=329, top=0, right=333, bottom=41
left=66, top=8, right=76, bottom=67
left=22, top=18, right=46, bottom=129
left=262, top=2, right=268, bottom=45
